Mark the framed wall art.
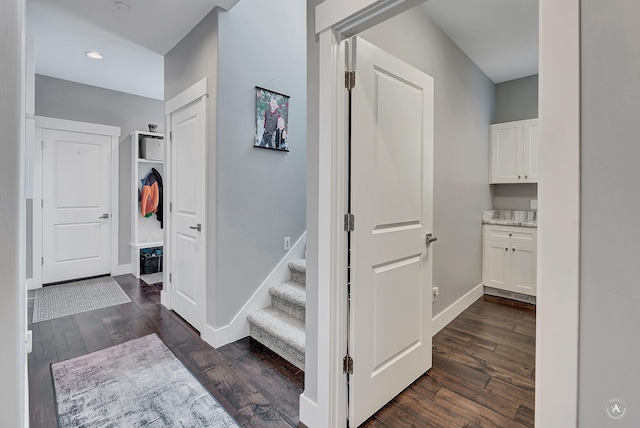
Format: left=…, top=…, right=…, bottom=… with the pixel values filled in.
left=255, top=87, right=290, bottom=152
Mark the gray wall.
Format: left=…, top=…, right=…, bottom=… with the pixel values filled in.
left=580, top=0, right=640, bottom=426
left=360, top=7, right=494, bottom=317
left=0, top=0, right=27, bottom=423
left=492, top=74, right=538, bottom=211
left=34, top=74, right=164, bottom=269
left=165, top=0, right=307, bottom=327
left=493, top=74, right=538, bottom=123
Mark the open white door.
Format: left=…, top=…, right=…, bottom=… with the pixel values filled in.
left=169, top=95, right=207, bottom=333
left=349, top=37, right=434, bottom=426
left=42, top=129, right=112, bottom=284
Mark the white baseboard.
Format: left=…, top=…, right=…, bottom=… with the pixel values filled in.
left=432, top=283, right=484, bottom=335
left=26, top=278, right=39, bottom=290
left=299, top=392, right=318, bottom=428
left=201, top=323, right=231, bottom=349
left=111, top=264, right=132, bottom=276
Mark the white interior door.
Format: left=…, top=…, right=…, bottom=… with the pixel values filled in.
left=42, top=129, right=111, bottom=283
left=170, top=96, right=207, bottom=332
left=349, top=37, right=434, bottom=426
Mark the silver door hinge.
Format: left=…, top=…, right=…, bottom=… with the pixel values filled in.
left=41, top=257, right=44, bottom=266
left=344, top=213, right=355, bottom=232
left=41, top=199, right=43, bottom=208
left=169, top=273, right=172, bottom=283
left=345, top=71, right=356, bottom=90
left=169, top=131, right=172, bottom=141
left=41, top=140, right=44, bottom=150
left=169, top=202, right=172, bottom=212
left=343, top=355, right=353, bottom=374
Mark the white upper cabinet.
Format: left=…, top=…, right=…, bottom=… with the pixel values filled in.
left=490, top=119, right=539, bottom=183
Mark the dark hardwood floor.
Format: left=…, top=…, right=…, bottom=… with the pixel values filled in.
left=28, top=275, right=304, bottom=428
left=29, top=276, right=535, bottom=428
left=362, top=297, right=536, bottom=427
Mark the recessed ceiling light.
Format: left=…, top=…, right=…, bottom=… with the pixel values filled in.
left=85, top=51, right=103, bottom=60
left=114, top=1, right=131, bottom=12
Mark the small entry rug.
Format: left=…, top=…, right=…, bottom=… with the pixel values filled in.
left=140, top=272, right=164, bottom=286
left=52, top=334, right=239, bottom=428
left=33, top=276, right=131, bottom=323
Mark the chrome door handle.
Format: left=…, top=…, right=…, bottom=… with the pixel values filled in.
left=189, top=223, right=202, bottom=232
left=99, top=213, right=109, bottom=219
left=426, top=233, right=438, bottom=246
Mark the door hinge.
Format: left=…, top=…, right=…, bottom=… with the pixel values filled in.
left=343, top=355, right=353, bottom=374
left=169, top=131, right=172, bottom=142
left=41, top=199, right=43, bottom=208
left=169, top=202, right=172, bottom=213
left=41, top=140, right=44, bottom=150
left=41, top=257, right=44, bottom=266
left=344, top=213, right=355, bottom=232
left=169, top=273, right=172, bottom=283
left=345, top=71, right=356, bottom=90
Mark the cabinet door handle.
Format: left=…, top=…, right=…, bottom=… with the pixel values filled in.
left=509, top=233, right=512, bottom=237
left=525, top=175, right=528, bottom=179
left=189, top=223, right=202, bottom=232
left=518, top=175, right=522, bottom=179
left=505, top=248, right=508, bottom=251
left=512, top=248, right=516, bottom=252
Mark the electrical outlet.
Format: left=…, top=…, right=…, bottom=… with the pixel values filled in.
left=432, top=286, right=439, bottom=303
left=284, top=236, right=291, bottom=251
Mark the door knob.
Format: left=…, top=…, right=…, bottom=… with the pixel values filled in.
left=189, top=223, right=202, bottom=232
left=426, top=233, right=438, bottom=246
left=98, top=213, right=109, bottom=219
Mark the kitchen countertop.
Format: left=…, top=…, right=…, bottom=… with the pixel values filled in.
left=483, top=210, right=537, bottom=228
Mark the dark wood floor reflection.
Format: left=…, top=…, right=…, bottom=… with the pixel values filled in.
left=362, top=297, right=536, bottom=428
left=28, top=275, right=304, bottom=428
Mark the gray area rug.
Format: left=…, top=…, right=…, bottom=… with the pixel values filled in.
left=140, top=272, right=163, bottom=285
left=52, top=334, right=239, bottom=428
left=33, top=276, right=131, bottom=323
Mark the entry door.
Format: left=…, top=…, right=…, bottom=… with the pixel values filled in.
left=349, top=37, right=434, bottom=426
left=42, top=129, right=112, bottom=283
left=170, top=96, right=207, bottom=332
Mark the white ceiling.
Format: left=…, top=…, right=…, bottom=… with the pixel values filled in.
left=27, top=0, right=239, bottom=100
left=423, top=0, right=539, bottom=83
left=27, top=0, right=537, bottom=101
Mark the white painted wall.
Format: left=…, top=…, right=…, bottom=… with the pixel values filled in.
left=579, top=0, right=640, bottom=425
left=0, top=0, right=28, bottom=425
left=359, top=6, right=494, bottom=319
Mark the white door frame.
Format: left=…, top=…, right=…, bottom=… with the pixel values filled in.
left=308, top=1, right=580, bottom=428
left=162, top=77, right=210, bottom=313
left=31, top=116, right=121, bottom=289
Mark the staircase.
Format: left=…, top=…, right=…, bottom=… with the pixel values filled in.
left=247, top=259, right=306, bottom=370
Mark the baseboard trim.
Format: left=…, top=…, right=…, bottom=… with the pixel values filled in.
left=26, top=278, right=39, bottom=290
left=299, top=392, right=318, bottom=428
left=432, top=283, right=484, bottom=335
left=112, top=264, right=132, bottom=276
left=202, top=323, right=230, bottom=349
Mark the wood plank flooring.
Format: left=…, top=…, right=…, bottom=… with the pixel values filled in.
left=28, top=275, right=304, bottom=428
left=362, top=297, right=536, bottom=427
left=29, top=276, right=535, bottom=428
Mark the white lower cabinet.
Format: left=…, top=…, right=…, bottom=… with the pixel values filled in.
left=483, top=225, right=537, bottom=296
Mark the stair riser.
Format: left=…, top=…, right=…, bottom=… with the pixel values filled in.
left=271, top=294, right=305, bottom=321
left=249, top=324, right=305, bottom=370
left=289, top=269, right=306, bottom=286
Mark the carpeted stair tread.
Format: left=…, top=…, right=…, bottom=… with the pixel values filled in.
left=288, top=259, right=306, bottom=274
left=288, top=259, right=306, bottom=286
left=247, top=306, right=305, bottom=353
left=270, top=281, right=306, bottom=307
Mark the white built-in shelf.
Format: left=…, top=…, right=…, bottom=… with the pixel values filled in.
left=130, top=130, right=165, bottom=278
